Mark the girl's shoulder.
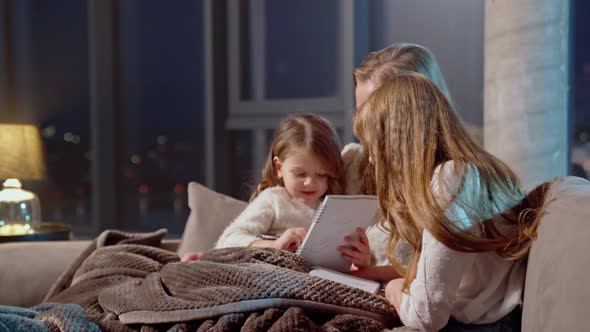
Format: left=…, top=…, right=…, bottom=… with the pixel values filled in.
left=257, top=186, right=290, bottom=200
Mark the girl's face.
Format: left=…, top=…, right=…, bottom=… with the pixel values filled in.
left=273, top=148, right=329, bottom=207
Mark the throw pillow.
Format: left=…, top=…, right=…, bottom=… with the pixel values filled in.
left=177, top=182, right=247, bottom=256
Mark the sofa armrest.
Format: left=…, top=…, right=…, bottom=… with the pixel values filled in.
left=0, top=239, right=180, bottom=307
left=0, top=240, right=90, bottom=307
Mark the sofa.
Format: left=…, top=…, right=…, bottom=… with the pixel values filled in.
left=1, top=177, right=589, bottom=331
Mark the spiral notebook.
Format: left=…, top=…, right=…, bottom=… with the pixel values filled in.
left=296, top=195, right=381, bottom=293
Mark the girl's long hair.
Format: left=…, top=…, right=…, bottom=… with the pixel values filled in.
left=353, top=73, right=551, bottom=288
left=353, top=43, right=452, bottom=195
left=250, top=113, right=345, bottom=202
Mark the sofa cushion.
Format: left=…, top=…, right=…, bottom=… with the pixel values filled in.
left=522, top=176, right=590, bottom=332
left=177, top=182, right=247, bottom=256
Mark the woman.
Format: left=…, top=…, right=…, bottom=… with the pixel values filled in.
left=353, top=72, right=550, bottom=331
left=340, top=43, right=453, bottom=278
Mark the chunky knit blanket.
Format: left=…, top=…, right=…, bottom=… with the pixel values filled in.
left=0, top=303, right=100, bottom=332
left=45, top=229, right=399, bottom=331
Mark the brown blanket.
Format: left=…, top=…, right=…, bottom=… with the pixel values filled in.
left=45, top=229, right=399, bottom=331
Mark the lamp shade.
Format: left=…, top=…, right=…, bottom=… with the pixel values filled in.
left=0, top=124, right=46, bottom=180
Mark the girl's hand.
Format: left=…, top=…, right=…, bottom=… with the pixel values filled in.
left=384, top=278, right=405, bottom=313
left=337, top=227, right=371, bottom=268
left=273, top=227, right=307, bottom=252
left=181, top=251, right=203, bottom=262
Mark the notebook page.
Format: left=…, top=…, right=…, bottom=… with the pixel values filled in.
left=309, top=266, right=380, bottom=294
left=297, top=195, right=378, bottom=272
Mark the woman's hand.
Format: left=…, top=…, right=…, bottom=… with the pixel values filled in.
left=337, top=227, right=371, bottom=268
left=272, top=227, right=307, bottom=252
left=384, top=278, right=405, bottom=313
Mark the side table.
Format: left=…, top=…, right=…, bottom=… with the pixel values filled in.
left=0, top=222, right=72, bottom=243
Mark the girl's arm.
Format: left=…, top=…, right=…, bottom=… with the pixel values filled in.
left=250, top=227, right=307, bottom=252
left=215, top=190, right=276, bottom=248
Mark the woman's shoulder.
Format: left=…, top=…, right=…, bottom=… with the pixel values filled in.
left=431, top=161, right=481, bottom=206
left=341, top=143, right=366, bottom=195
left=432, top=160, right=480, bottom=187
left=341, top=142, right=364, bottom=163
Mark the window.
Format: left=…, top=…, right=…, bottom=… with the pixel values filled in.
left=117, top=0, right=205, bottom=237
left=225, top=0, right=355, bottom=198
left=0, top=1, right=92, bottom=236
left=0, top=0, right=207, bottom=238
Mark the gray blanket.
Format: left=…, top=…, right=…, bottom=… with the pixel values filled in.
left=0, top=303, right=100, bottom=332
left=45, top=229, right=400, bottom=331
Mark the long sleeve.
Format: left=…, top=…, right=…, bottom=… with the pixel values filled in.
left=398, top=161, right=524, bottom=330
left=399, top=161, right=476, bottom=331
left=399, top=231, right=476, bottom=331
left=341, top=143, right=365, bottom=195
left=366, top=224, right=414, bottom=267
left=215, top=190, right=276, bottom=248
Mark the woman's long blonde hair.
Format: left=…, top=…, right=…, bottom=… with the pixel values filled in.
left=353, top=73, right=551, bottom=288
left=354, top=43, right=452, bottom=195
left=250, top=113, right=345, bottom=202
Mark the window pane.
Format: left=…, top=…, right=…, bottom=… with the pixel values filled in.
left=240, top=0, right=340, bottom=100
left=229, top=130, right=256, bottom=201
left=118, top=0, right=205, bottom=237
left=369, top=0, right=484, bottom=133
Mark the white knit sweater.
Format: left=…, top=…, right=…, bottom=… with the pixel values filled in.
left=214, top=183, right=398, bottom=268
left=399, top=162, right=525, bottom=331
left=215, top=186, right=317, bottom=248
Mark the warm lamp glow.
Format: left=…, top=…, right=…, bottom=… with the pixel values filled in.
left=0, top=179, right=36, bottom=200
left=0, top=124, right=46, bottom=180
left=0, top=223, right=32, bottom=236
left=0, top=124, right=46, bottom=231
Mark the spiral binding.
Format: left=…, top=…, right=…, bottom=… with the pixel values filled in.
left=296, top=196, right=329, bottom=255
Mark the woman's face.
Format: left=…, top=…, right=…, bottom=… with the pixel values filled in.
left=355, top=80, right=378, bottom=109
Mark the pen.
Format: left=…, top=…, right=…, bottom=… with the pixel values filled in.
left=257, top=233, right=281, bottom=240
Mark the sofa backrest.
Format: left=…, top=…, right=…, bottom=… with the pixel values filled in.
left=522, top=176, right=590, bottom=332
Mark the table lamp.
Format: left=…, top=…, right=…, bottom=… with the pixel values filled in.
left=0, top=124, right=46, bottom=236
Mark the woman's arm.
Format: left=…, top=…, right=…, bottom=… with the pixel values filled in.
left=397, top=231, right=475, bottom=331
left=397, top=161, right=478, bottom=330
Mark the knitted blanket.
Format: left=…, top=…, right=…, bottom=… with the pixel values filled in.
left=45, top=229, right=399, bottom=331
left=0, top=303, right=100, bottom=332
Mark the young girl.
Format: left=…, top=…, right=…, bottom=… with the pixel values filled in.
left=214, top=113, right=345, bottom=252
left=353, top=73, right=550, bottom=331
